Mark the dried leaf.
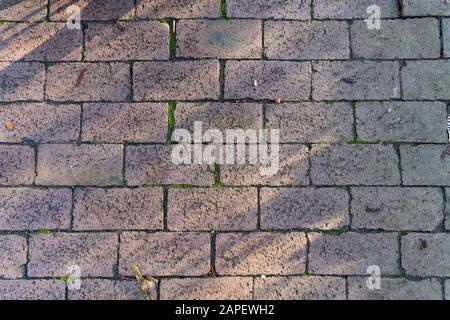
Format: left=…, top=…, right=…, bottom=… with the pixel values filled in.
left=5, top=122, right=14, bottom=131
left=275, top=98, right=282, bottom=105
left=132, top=265, right=158, bottom=300
left=75, top=69, right=87, bottom=87
left=116, top=22, right=125, bottom=32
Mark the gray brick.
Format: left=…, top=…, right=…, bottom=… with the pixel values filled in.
left=312, top=61, right=400, bottom=100
left=265, top=21, right=350, bottom=59
left=0, top=280, right=65, bottom=300
left=351, top=187, right=444, bottom=231
left=260, top=187, right=350, bottom=230
left=351, top=19, right=440, bottom=59
left=356, top=102, right=448, bottom=143
left=400, top=145, right=450, bottom=186
left=309, top=232, right=399, bottom=275
left=225, top=61, right=311, bottom=100
left=446, top=188, right=450, bottom=230
left=228, top=0, right=311, bottom=19
left=50, top=0, right=135, bottom=21
left=403, top=0, right=450, bottom=16
left=310, top=144, right=401, bottom=186
left=68, top=280, right=144, bottom=300
left=137, top=0, right=220, bottom=18
left=446, top=280, right=450, bottom=300
left=0, top=235, right=27, bottom=278
left=0, top=145, right=35, bottom=186
left=314, top=0, right=398, bottom=19
left=0, top=62, right=44, bottom=101
left=444, top=19, right=450, bottom=57
left=0, top=0, right=47, bottom=21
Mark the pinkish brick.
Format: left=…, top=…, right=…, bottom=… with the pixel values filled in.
left=0, top=188, right=72, bottom=230
left=68, top=279, right=144, bottom=300
left=0, top=235, right=27, bottom=279
left=160, top=277, right=253, bottom=300
left=85, top=21, right=169, bottom=61
left=0, top=0, right=47, bottom=21
left=168, top=188, right=258, bottom=231
left=73, top=187, right=163, bottom=230
left=137, top=0, right=220, bottom=18
left=50, top=0, right=135, bottom=21
left=82, top=103, right=167, bottom=143
left=0, top=145, right=35, bottom=186
left=0, top=280, right=65, bottom=300
left=46, top=62, right=130, bottom=102
left=0, top=62, right=44, bottom=101
left=28, top=232, right=118, bottom=277
left=133, top=61, right=220, bottom=101
left=36, top=144, right=123, bottom=186
left=228, top=0, right=311, bottom=19
left=119, top=232, right=210, bottom=276
left=216, top=232, right=307, bottom=275
left=0, top=103, right=81, bottom=143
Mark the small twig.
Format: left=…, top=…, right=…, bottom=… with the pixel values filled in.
left=75, top=69, right=87, bottom=87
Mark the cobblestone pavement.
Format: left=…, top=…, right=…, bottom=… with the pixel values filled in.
left=0, top=0, right=449, bottom=300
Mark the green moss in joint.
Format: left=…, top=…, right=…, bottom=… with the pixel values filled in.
left=220, top=0, right=229, bottom=19
left=35, top=229, right=51, bottom=235
left=166, top=101, right=177, bottom=144
left=213, top=163, right=222, bottom=187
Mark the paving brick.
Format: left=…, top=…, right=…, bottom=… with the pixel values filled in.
left=0, top=62, right=44, bottom=101
left=312, top=61, right=400, bottom=100
left=46, top=62, right=130, bottom=102
left=309, top=232, right=399, bottom=275
left=133, top=61, right=219, bottom=101
left=36, top=144, right=123, bottom=186
left=403, top=0, right=450, bottom=16
left=314, top=0, right=398, bottom=19
left=0, top=188, right=72, bottom=230
left=0, top=23, right=82, bottom=61
left=215, top=232, right=307, bottom=275
left=0, top=103, right=80, bottom=143
left=446, top=280, right=450, bottom=300
left=0, top=235, right=27, bottom=278
left=348, top=277, right=442, bottom=300
left=119, top=232, right=210, bottom=276
left=0, top=280, right=65, bottom=300
left=85, top=21, right=169, bottom=61
left=260, top=187, right=350, bottom=230
left=310, top=144, right=400, bottom=186
left=446, top=188, right=450, bottom=230
left=50, top=0, right=135, bottom=21
left=221, top=144, right=309, bottom=186
left=177, top=20, right=262, bottom=59
left=82, top=103, right=167, bottom=143
left=0, top=145, right=35, bottom=186
left=444, top=19, right=450, bottom=57
left=73, top=187, right=163, bottom=230
left=28, top=232, right=118, bottom=277
left=402, top=60, right=450, bottom=100
left=265, top=103, right=353, bottom=143
left=356, top=102, right=448, bottom=143
left=168, top=187, right=257, bottom=231
left=351, top=187, right=444, bottom=231
left=265, top=21, right=350, bottom=59
left=0, top=0, right=47, bottom=21
left=225, top=61, right=311, bottom=100
left=351, top=19, right=440, bottom=59
left=160, top=277, right=253, bottom=300
left=68, top=279, right=144, bottom=300
left=402, top=233, right=450, bottom=277
left=228, top=0, right=311, bottom=19
left=400, top=145, right=450, bottom=186
left=137, top=0, right=220, bottom=18
left=254, top=276, right=346, bottom=300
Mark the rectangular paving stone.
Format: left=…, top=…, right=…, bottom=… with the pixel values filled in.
left=28, top=232, right=118, bottom=277
left=446, top=188, right=450, bottom=230
left=0, top=145, right=35, bottom=186
left=402, top=60, right=450, bottom=99
left=356, top=102, right=448, bottom=143
left=0, top=235, right=27, bottom=278
left=0, top=62, right=44, bottom=101
left=254, top=276, right=346, bottom=300
left=401, top=233, right=450, bottom=277
left=36, top=144, right=123, bottom=186
left=0, top=0, right=47, bottom=21
left=46, top=62, right=130, bottom=102
left=137, top=0, right=220, bottom=18
left=177, top=20, right=262, bottom=59
left=265, top=102, right=353, bottom=143
left=119, top=232, right=210, bottom=276
left=348, top=277, right=442, bottom=300
left=351, top=19, right=440, bottom=59
left=260, top=187, right=350, bottom=230
left=225, top=61, right=311, bottom=100
left=0, top=188, right=72, bottom=230
left=228, top=0, right=311, bottom=19
left=168, top=187, right=258, bottom=231
left=215, top=232, right=307, bottom=275
left=85, top=21, right=169, bottom=61
left=314, top=0, right=398, bottom=19
left=82, top=103, right=167, bottom=143
left=160, top=277, right=253, bottom=300
left=50, top=0, right=135, bottom=21
left=403, top=0, right=450, bottom=16
left=351, top=187, right=444, bottom=231
left=400, top=145, right=450, bottom=185
left=68, top=279, right=144, bottom=300
left=444, top=19, right=450, bottom=57
left=133, top=61, right=219, bottom=101
left=446, top=280, right=450, bottom=300
left=0, top=280, right=65, bottom=300
left=126, top=145, right=213, bottom=186
left=309, top=232, right=400, bottom=275
left=0, top=103, right=81, bottom=143
left=0, top=23, right=82, bottom=61
left=73, top=187, right=164, bottom=230
left=312, top=61, right=400, bottom=100
left=265, top=21, right=350, bottom=59
left=310, top=144, right=401, bottom=186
